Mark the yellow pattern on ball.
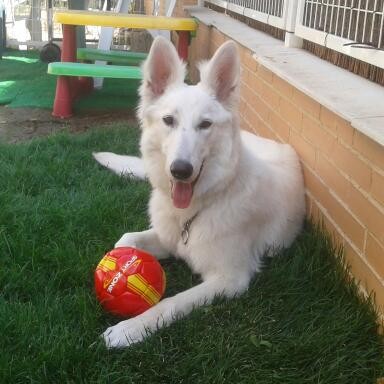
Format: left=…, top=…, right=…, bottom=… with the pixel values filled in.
left=127, top=274, right=161, bottom=306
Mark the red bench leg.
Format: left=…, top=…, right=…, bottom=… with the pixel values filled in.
left=52, top=76, right=73, bottom=118
left=52, top=24, right=77, bottom=118
left=177, top=31, right=190, bottom=61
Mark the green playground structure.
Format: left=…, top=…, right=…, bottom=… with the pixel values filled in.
left=77, top=48, right=148, bottom=66
left=47, top=61, right=143, bottom=79
left=47, top=47, right=146, bottom=117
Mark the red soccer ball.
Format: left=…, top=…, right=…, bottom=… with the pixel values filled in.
left=94, top=247, right=166, bottom=317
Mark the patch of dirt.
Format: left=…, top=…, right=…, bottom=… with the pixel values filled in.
left=0, top=106, right=137, bottom=143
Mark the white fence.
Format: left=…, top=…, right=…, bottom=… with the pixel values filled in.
left=205, top=0, right=288, bottom=30
left=205, top=0, right=384, bottom=69
left=4, top=0, right=145, bottom=48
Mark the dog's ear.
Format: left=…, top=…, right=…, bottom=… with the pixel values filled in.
left=199, top=40, right=240, bottom=106
left=140, top=36, right=185, bottom=103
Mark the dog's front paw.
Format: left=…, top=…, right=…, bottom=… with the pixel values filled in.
left=102, top=319, right=148, bottom=348
left=114, top=233, right=139, bottom=249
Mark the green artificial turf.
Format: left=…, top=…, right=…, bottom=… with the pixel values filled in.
left=0, top=125, right=383, bottom=383
left=0, top=50, right=140, bottom=110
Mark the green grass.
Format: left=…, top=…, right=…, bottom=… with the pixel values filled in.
left=0, top=125, right=383, bottom=383
left=0, top=50, right=140, bottom=110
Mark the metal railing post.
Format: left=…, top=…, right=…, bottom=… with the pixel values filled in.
left=284, top=0, right=303, bottom=47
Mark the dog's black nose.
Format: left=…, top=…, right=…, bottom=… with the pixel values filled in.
left=170, top=160, right=193, bottom=180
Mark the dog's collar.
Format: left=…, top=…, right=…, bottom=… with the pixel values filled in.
left=181, top=212, right=199, bottom=245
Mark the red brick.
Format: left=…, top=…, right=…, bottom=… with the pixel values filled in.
left=292, top=89, right=321, bottom=119
left=303, top=166, right=366, bottom=250
left=336, top=119, right=355, bottom=146
left=272, top=74, right=294, bottom=98
left=253, top=95, right=272, bottom=124
left=248, top=72, right=264, bottom=96
left=320, top=106, right=337, bottom=131
left=290, top=131, right=316, bottom=169
left=240, top=48, right=258, bottom=72
left=257, top=65, right=273, bottom=83
left=371, top=170, right=384, bottom=205
left=279, top=97, right=302, bottom=131
left=365, top=233, right=384, bottom=279
left=261, top=82, right=280, bottom=109
left=353, top=131, right=384, bottom=170
left=269, top=110, right=290, bottom=142
left=302, top=115, right=336, bottom=156
left=332, top=141, right=372, bottom=192
left=346, top=184, right=384, bottom=245
left=316, top=153, right=349, bottom=200
left=344, top=242, right=384, bottom=312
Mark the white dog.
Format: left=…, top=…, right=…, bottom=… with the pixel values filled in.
left=94, top=36, right=305, bottom=348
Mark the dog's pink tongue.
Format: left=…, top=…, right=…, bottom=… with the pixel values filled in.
left=172, top=181, right=193, bottom=209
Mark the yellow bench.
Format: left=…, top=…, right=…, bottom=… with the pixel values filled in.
left=54, top=10, right=197, bottom=31
left=50, top=10, right=198, bottom=118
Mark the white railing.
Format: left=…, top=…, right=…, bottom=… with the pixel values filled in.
left=205, top=0, right=289, bottom=30
left=295, top=0, right=384, bottom=68
left=205, top=0, right=384, bottom=69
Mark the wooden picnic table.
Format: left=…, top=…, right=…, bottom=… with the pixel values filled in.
left=51, top=10, right=197, bottom=118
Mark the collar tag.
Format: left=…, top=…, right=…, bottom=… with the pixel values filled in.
left=181, top=228, right=189, bottom=245
left=181, top=212, right=198, bottom=245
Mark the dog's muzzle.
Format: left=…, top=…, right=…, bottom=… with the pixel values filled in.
left=170, top=159, right=194, bottom=181
left=170, top=161, right=204, bottom=209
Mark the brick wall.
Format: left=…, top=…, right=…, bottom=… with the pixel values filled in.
left=188, top=23, right=384, bottom=313
left=145, top=2, right=384, bottom=315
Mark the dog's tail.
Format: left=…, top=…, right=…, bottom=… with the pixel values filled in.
left=92, top=152, right=146, bottom=180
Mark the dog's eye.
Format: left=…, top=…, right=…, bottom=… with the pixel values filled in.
left=162, top=115, right=174, bottom=126
left=198, top=120, right=212, bottom=130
